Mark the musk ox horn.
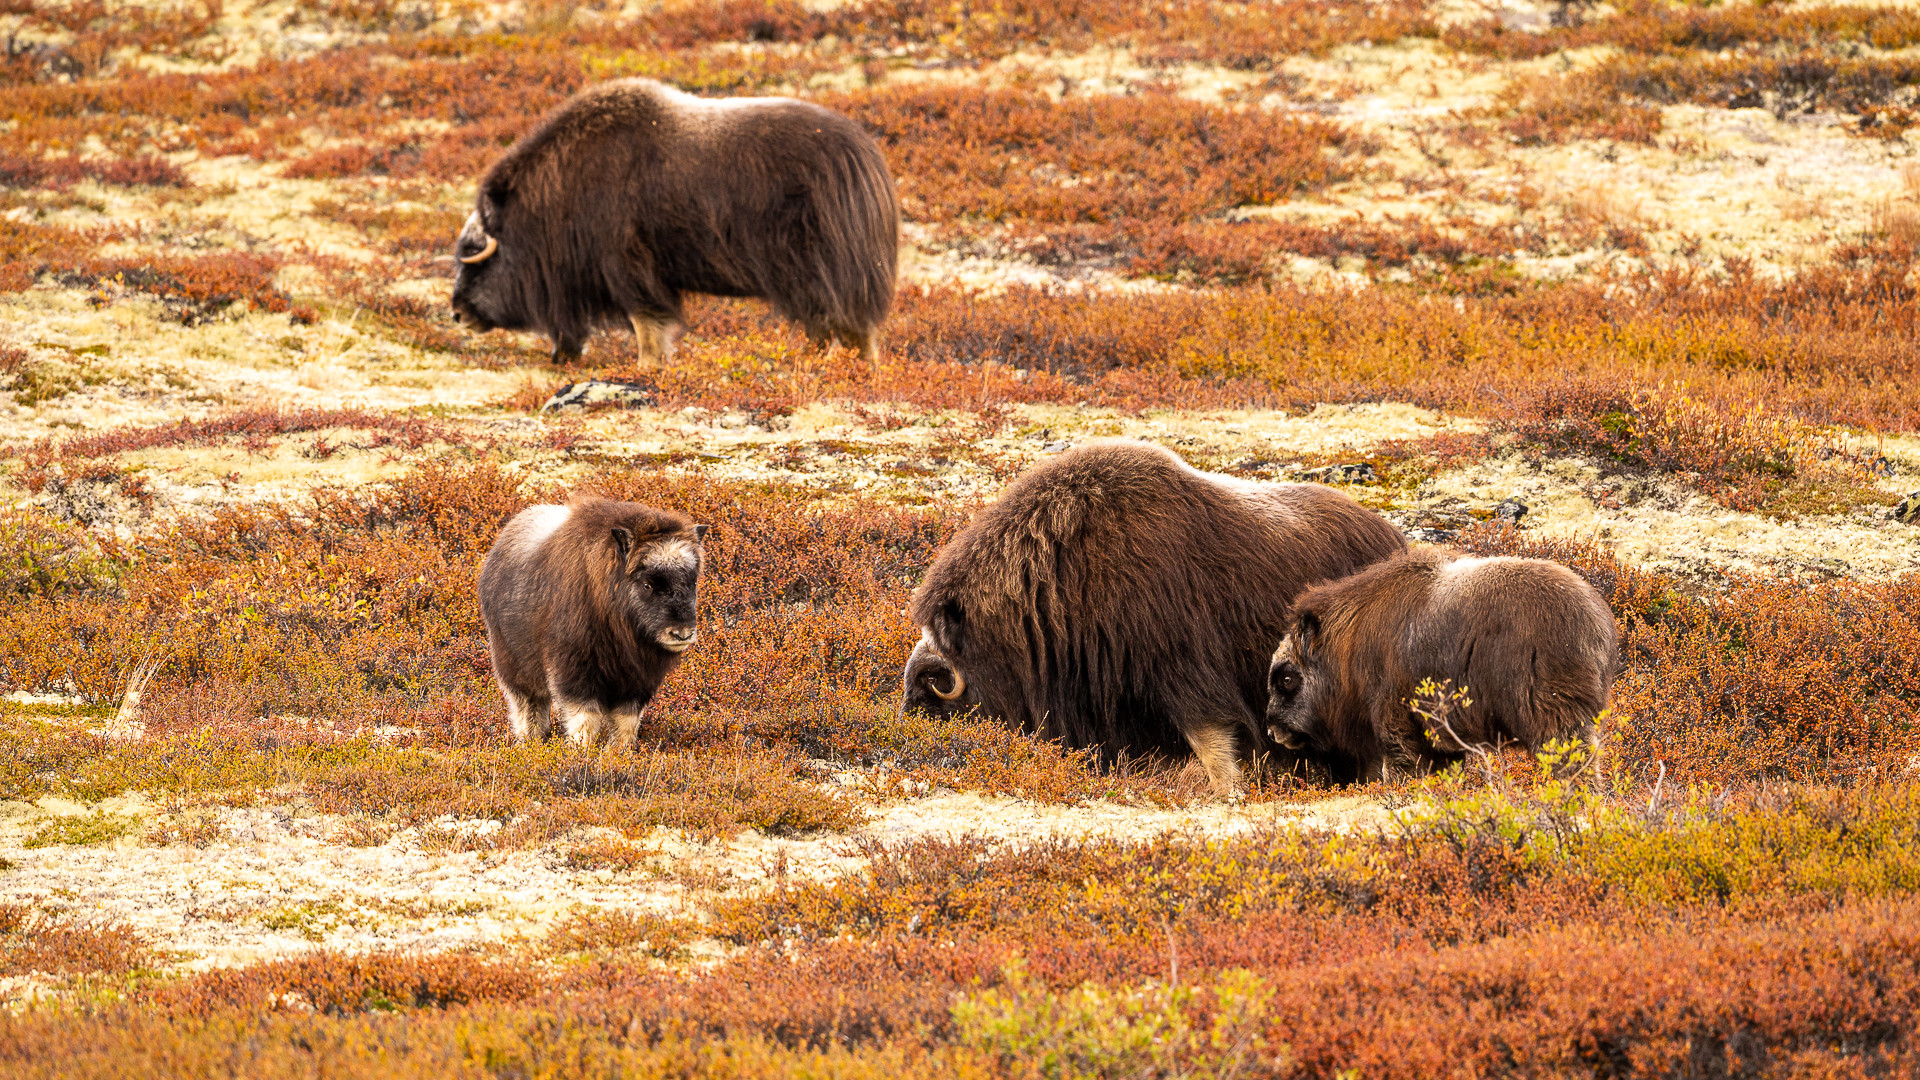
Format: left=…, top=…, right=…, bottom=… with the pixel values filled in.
left=460, top=234, right=498, bottom=265
left=931, top=667, right=966, bottom=701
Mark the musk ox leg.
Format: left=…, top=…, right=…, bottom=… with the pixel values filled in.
left=1183, top=720, right=1243, bottom=801
left=630, top=314, right=676, bottom=368
left=556, top=698, right=613, bottom=747
left=843, top=326, right=880, bottom=362
left=503, top=687, right=553, bottom=743
left=607, top=702, right=648, bottom=752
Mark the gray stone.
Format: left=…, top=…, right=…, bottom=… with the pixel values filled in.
left=540, top=380, right=656, bottom=413
left=1493, top=498, right=1530, bottom=524
left=1893, top=491, right=1920, bottom=525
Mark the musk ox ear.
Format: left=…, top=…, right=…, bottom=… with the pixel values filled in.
left=610, top=526, right=632, bottom=563
left=484, top=180, right=512, bottom=212
left=692, top=524, right=711, bottom=542
left=930, top=600, right=966, bottom=654
left=1294, top=610, right=1322, bottom=660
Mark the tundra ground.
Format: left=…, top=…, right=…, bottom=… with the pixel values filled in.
left=5, top=0, right=1920, bottom=1075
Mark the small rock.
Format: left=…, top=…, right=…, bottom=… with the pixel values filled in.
left=1041, top=440, right=1072, bottom=454
left=540, top=380, right=656, bottom=413
left=1405, top=527, right=1457, bottom=544
left=1893, top=491, right=1920, bottom=525
left=1493, top=498, right=1529, bottom=524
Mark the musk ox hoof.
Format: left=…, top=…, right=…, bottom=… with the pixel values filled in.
left=1894, top=491, right=1920, bottom=525
left=1493, top=498, right=1529, bottom=524
left=541, top=380, right=657, bottom=413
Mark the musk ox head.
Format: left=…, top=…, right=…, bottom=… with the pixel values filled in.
left=449, top=195, right=525, bottom=334
left=612, top=521, right=711, bottom=655
left=901, top=629, right=982, bottom=719
left=1265, top=613, right=1331, bottom=752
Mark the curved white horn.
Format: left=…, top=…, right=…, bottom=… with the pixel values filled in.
left=931, top=667, right=966, bottom=701
left=459, top=234, right=497, bottom=265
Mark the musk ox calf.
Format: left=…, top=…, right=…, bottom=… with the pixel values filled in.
left=450, top=78, right=899, bottom=366
left=903, top=440, right=1408, bottom=797
left=1264, top=552, right=1617, bottom=781
left=479, top=496, right=709, bottom=749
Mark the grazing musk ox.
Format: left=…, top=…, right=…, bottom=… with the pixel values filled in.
left=903, top=440, right=1408, bottom=796
left=479, top=496, right=709, bottom=749
left=1265, top=552, right=1617, bottom=781
left=450, top=78, right=899, bottom=365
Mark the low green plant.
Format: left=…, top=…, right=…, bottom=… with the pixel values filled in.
left=22, top=811, right=140, bottom=849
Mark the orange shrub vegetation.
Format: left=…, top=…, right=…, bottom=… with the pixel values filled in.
left=833, top=84, right=1362, bottom=226
left=0, top=902, right=156, bottom=979
left=632, top=256, right=1920, bottom=445
left=9, top=786, right=1918, bottom=1074
left=1448, top=0, right=1920, bottom=60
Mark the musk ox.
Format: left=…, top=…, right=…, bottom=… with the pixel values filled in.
left=479, top=496, right=709, bottom=748
left=1264, top=552, right=1618, bottom=781
left=902, top=440, right=1408, bottom=796
left=449, top=78, right=899, bottom=366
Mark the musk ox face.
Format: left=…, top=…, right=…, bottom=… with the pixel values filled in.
left=901, top=631, right=981, bottom=718
left=449, top=201, right=530, bottom=337
left=614, top=523, right=710, bottom=654
left=1264, top=620, right=1330, bottom=752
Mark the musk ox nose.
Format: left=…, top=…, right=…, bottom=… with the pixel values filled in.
left=658, top=626, right=697, bottom=653
left=1268, top=724, right=1307, bottom=751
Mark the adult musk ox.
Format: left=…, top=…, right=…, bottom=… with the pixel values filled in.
left=902, top=440, right=1408, bottom=797
left=450, top=78, right=899, bottom=365
left=479, top=495, right=709, bottom=749
left=1265, top=552, right=1617, bottom=781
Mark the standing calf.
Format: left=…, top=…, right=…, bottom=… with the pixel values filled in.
left=1264, top=552, right=1617, bottom=781
left=903, top=440, right=1408, bottom=797
left=479, top=496, right=708, bottom=748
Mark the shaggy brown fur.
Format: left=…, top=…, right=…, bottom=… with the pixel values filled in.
left=479, top=496, right=708, bottom=749
left=1265, top=552, right=1618, bottom=781
left=450, top=78, right=899, bottom=364
left=903, top=440, right=1408, bottom=796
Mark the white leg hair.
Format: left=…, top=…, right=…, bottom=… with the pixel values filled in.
left=631, top=314, right=676, bottom=368
left=1184, top=720, right=1243, bottom=802
left=500, top=682, right=552, bottom=743
left=608, top=702, right=648, bottom=751
left=557, top=698, right=612, bottom=746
